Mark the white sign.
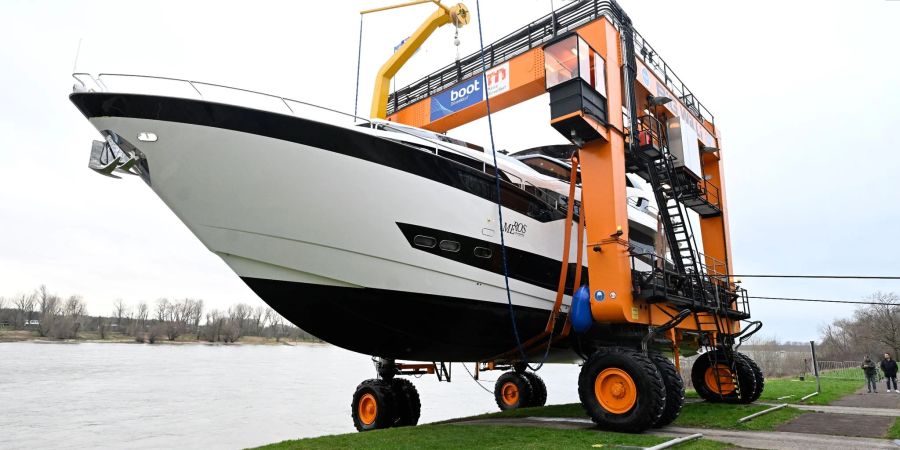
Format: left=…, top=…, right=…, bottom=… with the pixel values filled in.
left=485, top=62, right=510, bottom=98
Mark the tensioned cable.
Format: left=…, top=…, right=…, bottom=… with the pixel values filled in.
left=461, top=362, right=495, bottom=395
left=714, top=274, right=900, bottom=280
left=749, top=296, right=898, bottom=306
left=475, top=0, right=552, bottom=372
left=353, top=14, right=364, bottom=122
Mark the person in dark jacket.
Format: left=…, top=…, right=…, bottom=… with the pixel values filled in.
left=881, top=353, right=898, bottom=392
left=863, top=355, right=879, bottom=393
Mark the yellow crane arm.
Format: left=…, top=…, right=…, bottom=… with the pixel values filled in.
left=364, top=1, right=470, bottom=119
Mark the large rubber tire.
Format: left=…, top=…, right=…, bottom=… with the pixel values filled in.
left=494, top=372, right=533, bottom=411
left=649, top=352, right=685, bottom=428
left=690, top=350, right=757, bottom=404
left=351, top=379, right=396, bottom=431
left=737, top=352, right=765, bottom=402
left=522, top=372, right=548, bottom=407
left=578, top=347, right=666, bottom=433
left=390, top=378, right=421, bottom=427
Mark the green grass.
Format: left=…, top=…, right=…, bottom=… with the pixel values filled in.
left=255, top=424, right=731, bottom=450
left=757, top=377, right=862, bottom=405
left=446, top=401, right=802, bottom=432
left=886, top=417, right=900, bottom=439
left=686, top=377, right=863, bottom=406
left=676, top=403, right=804, bottom=431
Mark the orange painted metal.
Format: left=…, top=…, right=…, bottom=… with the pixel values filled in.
left=579, top=19, right=639, bottom=325
left=385, top=13, right=741, bottom=336
left=386, top=49, right=546, bottom=132
left=500, top=381, right=520, bottom=406
left=594, top=368, right=637, bottom=414
left=396, top=362, right=436, bottom=374
left=699, top=147, right=733, bottom=279
left=358, top=393, right=378, bottom=425
left=544, top=156, right=579, bottom=334
left=705, top=364, right=736, bottom=395
left=559, top=159, right=586, bottom=339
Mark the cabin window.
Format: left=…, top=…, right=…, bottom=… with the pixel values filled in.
left=544, top=36, right=579, bottom=88
left=439, top=240, right=461, bottom=252
left=413, top=235, right=437, bottom=248
left=593, top=52, right=607, bottom=97
left=544, top=34, right=606, bottom=96
left=474, top=247, right=492, bottom=258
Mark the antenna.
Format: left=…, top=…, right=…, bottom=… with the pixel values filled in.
left=72, top=38, right=83, bottom=73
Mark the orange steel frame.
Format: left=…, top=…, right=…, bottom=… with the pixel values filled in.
left=387, top=17, right=738, bottom=342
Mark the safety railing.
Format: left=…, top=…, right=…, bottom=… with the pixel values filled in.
left=386, top=0, right=716, bottom=127
left=629, top=248, right=750, bottom=319
left=631, top=29, right=715, bottom=125
left=700, top=177, right=721, bottom=209
left=815, top=361, right=872, bottom=381
left=72, top=72, right=373, bottom=129
left=627, top=196, right=658, bottom=218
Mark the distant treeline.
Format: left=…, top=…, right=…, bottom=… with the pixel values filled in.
left=0, top=285, right=320, bottom=343
left=819, top=291, right=900, bottom=361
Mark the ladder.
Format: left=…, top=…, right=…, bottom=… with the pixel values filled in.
left=642, top=150, right=711, bottom=308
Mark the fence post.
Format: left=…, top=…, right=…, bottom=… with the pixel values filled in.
left=810, top=340, right=821, bottom=393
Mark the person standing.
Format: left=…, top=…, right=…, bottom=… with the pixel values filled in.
left=881, top=353, right=898, bottom=392
left=863, top=355, right=879, bottom=393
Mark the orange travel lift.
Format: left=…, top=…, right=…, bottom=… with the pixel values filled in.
left=355, top=0, right=763, bottom=433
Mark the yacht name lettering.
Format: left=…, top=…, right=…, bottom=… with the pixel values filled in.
left=504, top=221, right=527, bottom=236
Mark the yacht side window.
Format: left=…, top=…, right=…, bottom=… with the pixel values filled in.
left=413, top=235, right=437, bottom=248
left=439, top=240, right=461, bottom=252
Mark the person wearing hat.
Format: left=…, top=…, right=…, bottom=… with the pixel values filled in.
left=863, top=355, right=879, bottom=393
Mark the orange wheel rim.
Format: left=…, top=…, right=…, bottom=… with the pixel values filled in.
left=594, top=368, right=637, bottom=414
left=358, top=393, right=377, bottom=425
left=705, top=364, right=736, bottom=395
left=501, top=381, right=520, bottom=406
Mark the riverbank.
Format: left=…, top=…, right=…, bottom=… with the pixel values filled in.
left=0, top=329, right=322, bottom=345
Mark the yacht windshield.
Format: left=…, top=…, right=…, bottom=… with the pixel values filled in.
left=380, top=123, right=484, bottom=151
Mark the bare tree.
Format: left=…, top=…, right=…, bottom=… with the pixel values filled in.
left=190, top=299, right=204, bottom=340
left=36, top=285, right=61, bottom=337
left=252, top=306, right=265, bottom=336
left=273, top=313, right=285, bottom=342
left=112, top=299, right=129, bottom=330
left=136, top=301, right=149, bottom=331
left=203, top=309, right=224, bottom=342
left=13, top=293, right=35, bottom=329
left=819, top=292, right=900, bottom=360
left=263, top=308, right=276, bottom=338
left=229, top=303, right=251, bottom=338
left=855, top=292, right=900, bottom=357
left=98, top=316, right=108, bottom=339
left=155, top=298, right=169, bottom=322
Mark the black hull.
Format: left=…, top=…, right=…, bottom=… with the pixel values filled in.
left=241, top=277, right=568, bottom=362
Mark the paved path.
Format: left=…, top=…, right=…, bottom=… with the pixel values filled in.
left=761, top=402, right=900, bottom=417
left=658, top=425, right=900, bottom=450
left=772, top=386, right=900, bottom=438
left=775, top=412, right=894, bottom=438
left=454, top=417, right=900, bottom=449
left=832, top=386, right=900, bottom=409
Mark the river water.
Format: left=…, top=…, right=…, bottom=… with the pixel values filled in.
left=0, top=342, right=582, bottom=449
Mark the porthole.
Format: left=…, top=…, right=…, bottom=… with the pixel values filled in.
left=413, top=235, right=437, bottom=248
left=474, top=247, right=492, bottom=258
left=439, top=240, right=461, bottom=252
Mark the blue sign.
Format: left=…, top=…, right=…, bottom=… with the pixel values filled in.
left=430, top=76, right=484, bottom=121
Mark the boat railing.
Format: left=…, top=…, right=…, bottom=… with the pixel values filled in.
left=71, top=72, right=374, bottom=129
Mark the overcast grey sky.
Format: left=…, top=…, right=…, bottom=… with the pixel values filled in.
left=1, top=0, right=898, bottom=341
